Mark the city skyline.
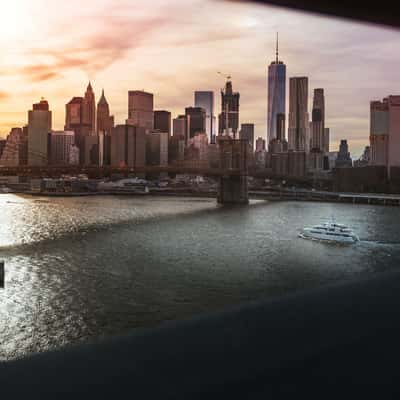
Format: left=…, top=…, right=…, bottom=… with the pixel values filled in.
left=1, top=0, right=400, bottom=157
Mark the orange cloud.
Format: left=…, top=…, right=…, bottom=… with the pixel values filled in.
left=20, top=16, right=167, bottom=82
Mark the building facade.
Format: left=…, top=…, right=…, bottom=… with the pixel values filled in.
left=28, top=99, right=52, bottom=166
left=0, top=127, right=28, bottom=166
left=288, top=77, right=309, bottom=152
left=239, top=123, right=255, bottom=150
left=154, top=110, right=171, bottom=135
left=110, top=124, right=146, bottom=168
left=97, top=89, right=114, bottom=135
left=194, top=91, right=215, bottom=143
left=185, top=107, right=206, bottom=142
left=267, top=35, right=286, bottom=145
left=49, top=130, right=75, bottom=165
left=218, top=80, right=240, bottom=137
left=127, top=90, right=154, bottom=131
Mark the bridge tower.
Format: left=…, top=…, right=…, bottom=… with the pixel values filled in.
left=217, top=137, right=249, bottom=204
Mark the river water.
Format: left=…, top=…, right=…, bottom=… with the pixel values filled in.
left=1, top=194, right=399, bottom=360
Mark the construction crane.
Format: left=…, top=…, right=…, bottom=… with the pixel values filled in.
left=217, top=72, right=232, bottom=137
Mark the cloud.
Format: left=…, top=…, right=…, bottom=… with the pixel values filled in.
left=20, top=15, right=168, bottom=82
left=0, top=91, right=10, bottom=100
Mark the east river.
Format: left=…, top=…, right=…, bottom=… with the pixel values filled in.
left=1, top=194, right=400, bottom=360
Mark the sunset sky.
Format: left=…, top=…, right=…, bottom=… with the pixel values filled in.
left=0, top=0, right=400, bottom=157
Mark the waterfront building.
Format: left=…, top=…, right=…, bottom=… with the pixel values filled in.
left=194, top=91, right=215, bottom=143
left=49, top=130, right=75, bottom=165
left=185, top=107, right=206, bottom=142
left=267, top=34, right=286, bottom=145
left=335, top=140, right=352, bottom=168
left=28, top=99, right=52, bottom=166
left=173, top=115, right=187, bottom=138
left=154, top=110, right=171, bottom=136
left=83, top=82, right=96, bottom=135
left=146, top=131, right=169, bottom=166
left=0, top=127, right=28, bottom=166
left=240, top=123, right=255, bottom=150
left=127, top=90, right=154, bottom=131
left=218, top=79, right=240, bottom=137
left=110, top=124, right=146, bottom=168
left=288, top=77, right=309, bottom=152
left=97, top=89, right=114, bottom=135
left=368, top=96, right=400, bottom=178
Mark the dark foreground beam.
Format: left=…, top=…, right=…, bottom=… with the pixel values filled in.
left=2, top=270, right=400, bottom=397
left=240, top=0, right=400, bottom=29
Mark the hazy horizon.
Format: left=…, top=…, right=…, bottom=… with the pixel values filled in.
left=1, top=0, right=400, bottom=157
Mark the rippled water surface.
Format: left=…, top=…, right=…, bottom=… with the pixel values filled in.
left=1, top=194, right=400, bottom=360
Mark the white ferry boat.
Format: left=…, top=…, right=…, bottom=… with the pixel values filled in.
left=299, top=221, right=359, bottom=244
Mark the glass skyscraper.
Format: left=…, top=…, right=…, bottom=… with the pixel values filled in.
left=267, top=35, right=286, bottom=145
left=194, top=91, right=215, bottom=143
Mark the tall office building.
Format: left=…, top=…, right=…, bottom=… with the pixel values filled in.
left=110, top=124, right=146, bottom=168
left=173, top=115, right=186, bottom=138
left=218, top=80, right=240, bottom=137
left=267, top=34, right=286, bottom=145
left=154, top=110, right=171, bottom=135
left=65, top=96, right=90, bottom=164
left=83, top=82, right=96, bottom=135
left=369, top=96, right=400, bottom=177
left=370, top=99, right=389, bottom=167
left=28, top=99, right=52, bottom=166
left=127, top=90, right=154, bottom=130
left=146, top=131, right=169, bottom=166
left=288, top=77, right=309, bottom=152
left=239, top=123, right=255, bottom=150
left=310, top=88, right=325, bottom=151
left=194, top=91, right=215, bottom=143
left=49, top=130, right=75, bottom=165
left=97, top=89, right=114, bottom=135
left=185, top=107, right=206, bottom=142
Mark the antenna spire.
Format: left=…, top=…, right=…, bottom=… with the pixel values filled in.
left=276, top=32, right=279, bottom=63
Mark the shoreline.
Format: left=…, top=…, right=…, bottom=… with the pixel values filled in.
left=5, top=189, right=400, bottom=206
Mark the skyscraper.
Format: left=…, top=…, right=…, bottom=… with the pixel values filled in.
left=97, top=89, right=114, bottom=135
left=127, top=90, right=154, bottom=130
left=267, top=34, right=286, bottom=145
left=369, top=96, right=400, bottom=178
left=172, top=115, right=186, bottom=138
left=110, top=124, right=146, bottom=168
left=288, top=77, right=309, bottom=152
left=194, top=91, right=215, bottom=143
left=65, top=96, right=90, bottom=164
left=154, top=110, right=171, bottom=135
left=185, top=107, right=206, bottom=142
left=239, top=123, right=255, bottom=150
left=49, top=130, right=75, bottom=165
left=218, top=80, right=240, bottom=138
left=28, top=99, right=52, bottom=166
left=310, top=88, right=325, bottom=151
left=83, top=82, right=96, bottom=135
